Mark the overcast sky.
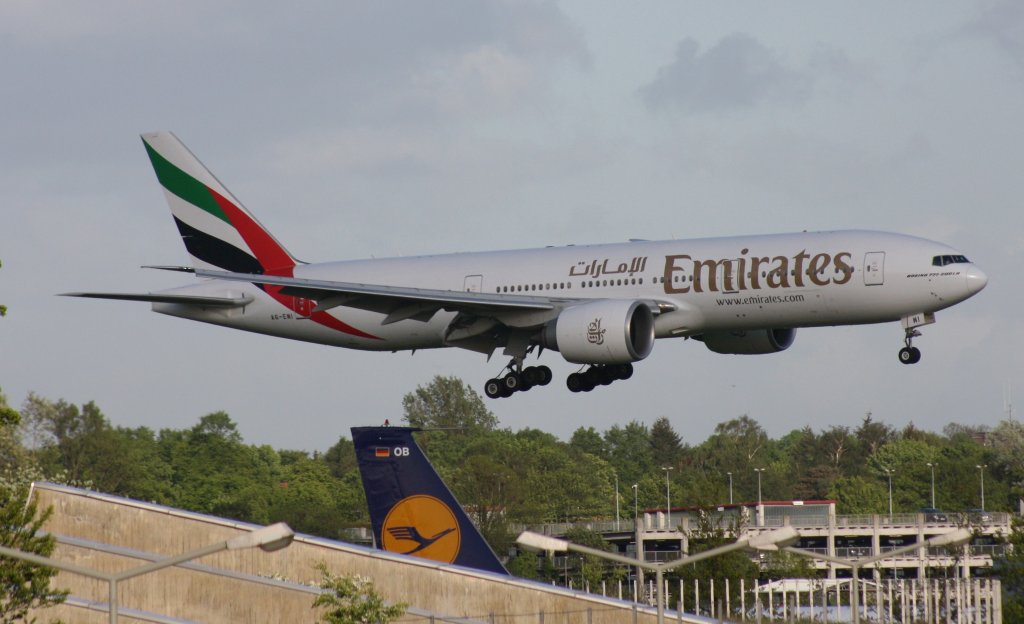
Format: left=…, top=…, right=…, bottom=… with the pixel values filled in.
left=2, top=1, right=1021, bottom=452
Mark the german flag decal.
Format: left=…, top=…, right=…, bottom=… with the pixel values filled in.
left=374, top=447, right=390, bottom=458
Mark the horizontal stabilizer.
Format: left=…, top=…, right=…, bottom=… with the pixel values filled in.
left=60, top=292, right=253, bottom=308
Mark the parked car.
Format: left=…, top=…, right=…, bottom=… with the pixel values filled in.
left=965, top=508, right=992, bottom=523
left=919, top=507, right=948, bottom=522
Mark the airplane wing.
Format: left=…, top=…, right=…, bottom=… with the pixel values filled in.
left=194, top=268, right=579, bottom=325
left=193, top=269, right=677, bottom=354
left=61, top=292, right=254, bottom=308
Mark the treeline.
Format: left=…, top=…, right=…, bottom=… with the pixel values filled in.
left=2, top=376, right=1020, bottom=552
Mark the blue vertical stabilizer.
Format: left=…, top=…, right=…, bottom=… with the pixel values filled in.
left=352, top=426, right=509, bottom=575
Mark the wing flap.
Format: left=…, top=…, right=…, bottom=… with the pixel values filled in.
left=194, top=269, right=562, bottom=318
left=61, top=292, right=254, bottom=308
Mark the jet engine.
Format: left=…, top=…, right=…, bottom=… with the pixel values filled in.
left=541, top=300, right=655, bottom=364
left=698, top=328, right=796, bottom=355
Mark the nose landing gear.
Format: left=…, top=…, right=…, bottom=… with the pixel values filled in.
left=897, top=312, right=935, bottom=365
left=898, top=329, right=922, bottom=365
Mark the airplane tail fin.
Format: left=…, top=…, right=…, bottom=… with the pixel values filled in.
left=352, top=426, right=509, bottom=576
left=140, top=132, right=299, bottom=275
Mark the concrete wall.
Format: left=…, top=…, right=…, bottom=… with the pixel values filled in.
left=31, top=483, right=691, bottom=624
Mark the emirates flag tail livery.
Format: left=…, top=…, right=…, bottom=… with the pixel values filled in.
left=65, top=132, right=988, bottom=398
left=352, top=426, right=508, bottom=575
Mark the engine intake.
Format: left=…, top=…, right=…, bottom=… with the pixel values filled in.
left=699, top=328, right=796, bottom=355
left=542, top=300, right=655, bottom=364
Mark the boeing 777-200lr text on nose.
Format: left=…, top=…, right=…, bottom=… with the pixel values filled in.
left=65, top=132, right=988, bottom=399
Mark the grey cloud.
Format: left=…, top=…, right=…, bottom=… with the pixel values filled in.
left=961, top=0, right=1024, bottom=71
left=0, top=1, right=589, bottom=168
left=638, top=33, right=811, bottom=114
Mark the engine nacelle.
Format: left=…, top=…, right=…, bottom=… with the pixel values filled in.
left=541, top=300, right=655, bottom=364
left=699, top=328, right=796, bottom=355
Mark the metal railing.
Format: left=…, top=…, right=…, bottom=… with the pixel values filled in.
left=520, top=511, right=1012, bottom=536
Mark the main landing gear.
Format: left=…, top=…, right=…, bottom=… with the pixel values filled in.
left=566, top=363, right=633, bottom=393
left=484, top=363, right=553, bottom=399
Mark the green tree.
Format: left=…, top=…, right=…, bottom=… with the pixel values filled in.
left=269, top=456, right=342, bottom=536
left=506, top=549, right=542, bottom=580
left=323, top=436, right=357, bottom=479
left=993, top=515, right=1024, bottom=620
left=312, top=563, right=406, bottom=624
left=568, top=426, right=606, bottom=459
left=0, top=484, right=68, bottom=621
left=675, top=511, right=757, bottom=612
left=649, top=417, right=684, bottom=468
left=402, top=375, right=497, bottom=431
left=0, top=389, right=28, bottom=475
left=604, top=421, right=653, bottom=487
left=563, top=527, right=626, bottom=589
left=827, top=476, right=887, bottom=514
left=21, top=394, right=112, bottom=484
left=158, top=412, right=278, bottom=521
left=852, top=413, right=894, bottom=464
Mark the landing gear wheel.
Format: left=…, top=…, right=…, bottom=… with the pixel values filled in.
left=616, top=363, right=634, bottom=380
left=522, top=366, right=542, bottom=386
left=502, top=373, right=522, bottom=393
left=566, top=372, right=584, bottom=393
left=484, top=378, right=503, bottom=399
left=898, top=347, right=921, bottom=365
left=537, top=365, right=553, bottom=386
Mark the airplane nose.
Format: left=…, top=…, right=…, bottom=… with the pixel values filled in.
left=965, top=266, right=988, bottom=295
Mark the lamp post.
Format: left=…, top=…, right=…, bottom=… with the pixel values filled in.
left=926, top=462, right=937, bottom=509
left=614, top=472, right=620, bottom=530
left=661, top=466, right=674, bottom=528
left=754, top=468, right=765, bottom=526
left=977, top=464, right=988, bottom=511
left=518, top=526, right=800, bottom=624
left=883, top=467, right=894, bottom=517
left=785, top=528, right=971, bottom=624
left=632, top=483, right=639, bottom=529
left=0, top=522, right=294, bottom=624
left=727, top=471, right=733, bottom=505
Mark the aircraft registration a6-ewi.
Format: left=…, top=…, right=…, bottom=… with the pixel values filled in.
left=66, top=132, right=988, bottom=399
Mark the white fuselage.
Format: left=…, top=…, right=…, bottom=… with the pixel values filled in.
left=153, top=230, right=986, bottom=352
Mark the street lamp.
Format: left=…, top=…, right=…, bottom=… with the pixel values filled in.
left=661, top=466, right=674, bottom=528
left=727, top=471, right=733, bottom=505
left=517, top=526, right=800, bottom=624
left=631, top=483, right=639, bottom=529
left=785, top=528, right=971, bottom=624
left=753, top=468, right=766, bottom=526
left=883, top=467, right=894, bottom=517
left=0, top=522, right=294, bottom=623
left=977, top=464, right=988, bottom=511
left=926, top=462, right=937, bottom=509
left=614, top=472, right=620, bottom=530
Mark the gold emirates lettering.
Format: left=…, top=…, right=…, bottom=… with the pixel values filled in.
left=662, top=249, right=854, bottom=294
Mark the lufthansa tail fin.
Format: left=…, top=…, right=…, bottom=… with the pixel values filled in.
left=352, top=426, right=508, bottom=575
left=140, top=132, right=299, bottom=275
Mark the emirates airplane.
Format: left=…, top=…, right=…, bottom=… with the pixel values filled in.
left=66, top=132, right=988, bottom=399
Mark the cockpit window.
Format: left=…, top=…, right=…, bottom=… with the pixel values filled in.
left=932, top=254, right=970, bottom=267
